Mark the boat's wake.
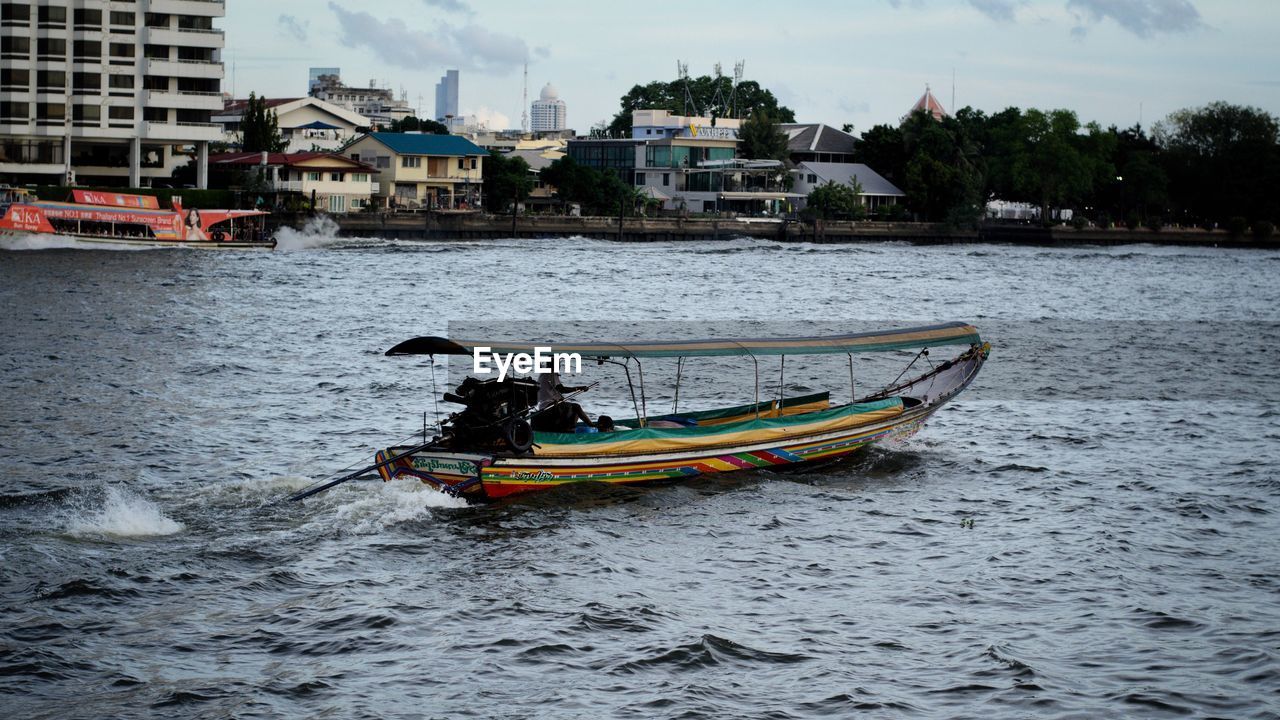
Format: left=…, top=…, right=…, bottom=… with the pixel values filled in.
left=274, top=215, right=349, bottom=250
left=58, top=485, right=185, bottom=539
left=303, top=480, right=469, bottom=534
left=0, top=232, right=150, bottom=252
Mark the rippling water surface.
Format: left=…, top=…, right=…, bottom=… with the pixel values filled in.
left=2, top=229, right=1278, bottom=718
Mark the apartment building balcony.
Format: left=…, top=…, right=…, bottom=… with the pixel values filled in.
left=146, top=57, right=223, bottom=79
left=274, top=179, right=381, bottom=194
left=146, top=0, right=227, bottom=19
left=143, top=120, right=222, bottom=142
left=145, top=89, right=223, bottom=110
left=144, top=26, right=225, bottom=49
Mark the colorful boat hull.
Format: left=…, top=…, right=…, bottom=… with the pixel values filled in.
left=376, top=344, right=987, bottom=500
left=0, top=190, right=273, bottom=249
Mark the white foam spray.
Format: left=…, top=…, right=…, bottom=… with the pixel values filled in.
left=0, top=233, right=149, bottom=252
left=319, top=481, right=469, bottom=535
left=273, top=214, right=345, bottom=250
left=62, top=485, right=185, bottom=538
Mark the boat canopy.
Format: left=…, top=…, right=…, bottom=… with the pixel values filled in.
left=385, top=322, right=981, bottom=359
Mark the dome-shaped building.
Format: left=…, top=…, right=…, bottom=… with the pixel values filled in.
left=531, top=82, right=567, bottom=132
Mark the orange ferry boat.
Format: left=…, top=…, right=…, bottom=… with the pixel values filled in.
left=0, top=188, right=273, bottom=249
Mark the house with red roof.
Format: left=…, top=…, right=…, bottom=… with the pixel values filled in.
left=208, top=151, right=379, bottom=213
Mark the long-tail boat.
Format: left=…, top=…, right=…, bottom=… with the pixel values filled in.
left=288, top=323, right=989, bottom=503
left=0, top=188, right=273, bottom=249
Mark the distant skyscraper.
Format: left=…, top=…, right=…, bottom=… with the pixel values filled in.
left=435, top=70, right=459, bottom=121
left=531, top=82, right=567, bottom=132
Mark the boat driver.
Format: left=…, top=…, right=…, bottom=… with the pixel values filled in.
left=533, top=371, right=593, bottom=432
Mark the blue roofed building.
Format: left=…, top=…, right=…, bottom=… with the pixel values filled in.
left=345, top=132, right=486, bottom=210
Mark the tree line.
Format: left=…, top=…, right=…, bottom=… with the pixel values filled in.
left=857, top=101, right=1279, bottom=232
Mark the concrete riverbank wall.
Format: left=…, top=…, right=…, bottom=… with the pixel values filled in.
left=284, top=212, right=1276, bottom=248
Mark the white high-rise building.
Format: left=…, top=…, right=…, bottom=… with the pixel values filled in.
left=0, top=0, right=226, bottom=188
left=530, top=83, right=566, bottom=132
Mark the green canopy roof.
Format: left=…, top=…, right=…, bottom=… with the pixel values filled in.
left=385, top=322, right=981, bottom=359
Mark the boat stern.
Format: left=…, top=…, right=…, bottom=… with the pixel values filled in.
left=375, top=447, right=491, bottom=497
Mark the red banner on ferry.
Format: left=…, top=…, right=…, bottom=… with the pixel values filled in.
left=72, top=190, right=161, bottom=210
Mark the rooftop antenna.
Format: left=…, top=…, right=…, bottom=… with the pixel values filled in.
left=730, top=60, right=745, bottom=118
left=709, top=62, right=727, bottom=119
left=521, top=62, right=528, bottom=133
left=677, top=60, right=698, bottom=117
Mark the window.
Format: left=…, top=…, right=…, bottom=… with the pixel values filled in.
left=1, top=36, right=30, bottom=58
left=0, top=68, right=29, bottom=90
left=807, top=174, right=817, bottom=184
left=38, top=6, right=66, bottom=26
left=0, top=101, right=29, bottom=120
left=109, top=43, right=135, bottom=60
left=143, top=107, right=167, bottom=122
left=662, top=173, right=670, bottom=186
left=457, top=158, right=465, bottom=170
left=401, top=156, right=421, bottom=168
left=350, top=153, right=359, bottom=161
left=74, top=8, right=102, bottom=28
left=36, top=70, right=66, bottom=91
left=73, top=104, right=102, bottom=121
left=330, top=172, right=341, bottom=182
left=73, top=72, right=101, bottom=91
left=108, top=74, right=135, bottom=90
left=36, top=103, right=66, bottom=121
left=376, top=156, right=390, bottom=168
left=2, top=4, right=30, bottom=24
left=108, top=106, right=134, bottom=120
left=307, top=172, right=321, bottom=182
left=74, top=40, right=102, bottom=59
left=37, top=37, right=67, bottom=59
left=352, top=173, right=368, bottom=182
left=635, top=172, right=645, bottom=185
left=144, top=45, right=169, bottom=60
left=109, top=11, right=135, bottom=26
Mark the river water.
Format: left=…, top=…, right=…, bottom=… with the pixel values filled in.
left=2, top=226, right=1278, bottom=718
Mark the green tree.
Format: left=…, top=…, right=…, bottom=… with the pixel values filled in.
left=482, top=152, right=533, bottom=213
left=606, top=75, right=795, bottom=137
left=240, top=92, right=286, bottom=153
left=1011, top=109, right=1109, bottom=223
left=541, top=156, right=633, bottom=215
left=1155, top=101, right=1280, bottom=225
left=855, top=123, right=906, bottom=184
left=806, top=179, right=865, bottom=220
left=390, top=116, right=449, bottom=134
left=899, top=110, right=983, bottom=223
left=738, top=110, right=788, bottom=161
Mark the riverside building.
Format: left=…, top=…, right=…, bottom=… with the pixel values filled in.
left=0, top=0, right=226, bottom=188
left=530, top=83, right=565, bottom=132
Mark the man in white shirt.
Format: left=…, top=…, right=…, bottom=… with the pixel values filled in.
left=534, top=371, right=593, bottom=432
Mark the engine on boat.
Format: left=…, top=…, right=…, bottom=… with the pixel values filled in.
left=441, top=376, right=537, bottom=453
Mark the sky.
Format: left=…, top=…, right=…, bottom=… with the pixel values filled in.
left=224, top=0, right=1280, bottom=134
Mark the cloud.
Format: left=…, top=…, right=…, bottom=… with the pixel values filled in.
left=1066, top=0, right=1203, bottom=37
left=328, top=4, right=529, bottom=74
left=422, top=0, right=472, bottom=15
left=969, top=0, right=1019, bottom=22
left=465, top=107, right=511, bottom=130
left=277, top=14, right=308, bottom=42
